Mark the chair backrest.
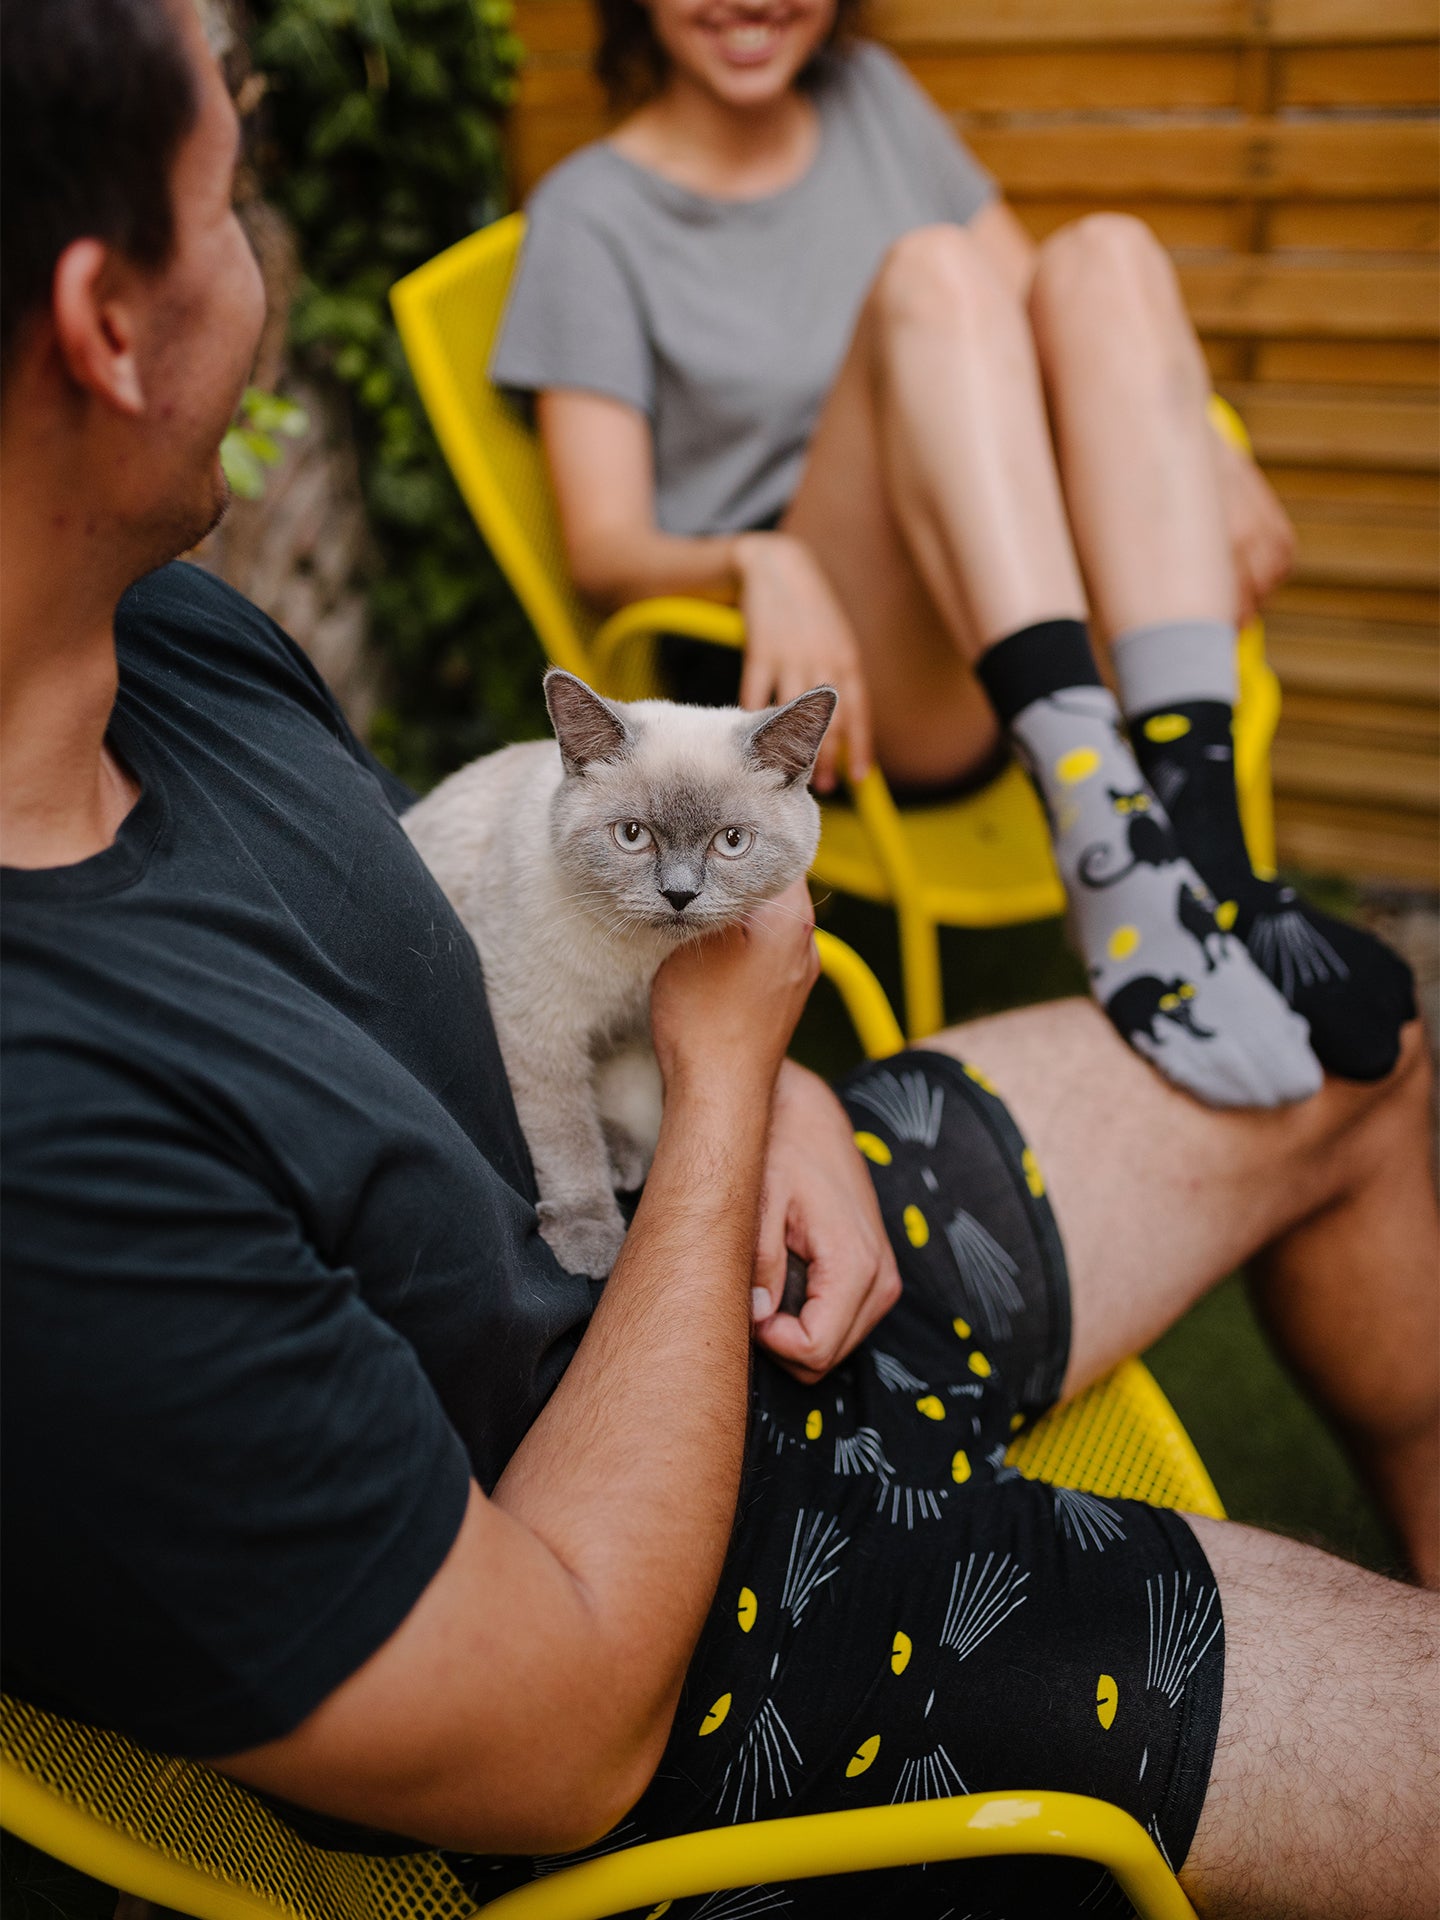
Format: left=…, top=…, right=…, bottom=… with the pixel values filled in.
left=390, top=213, right=597, bottom=678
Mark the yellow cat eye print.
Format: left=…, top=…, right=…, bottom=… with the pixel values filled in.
left=805, top=1408, right=823, bottom=1440
left=1055, top=745, right=1100, bottom=785
left=903, top=1204, right=929, bottom=1247
left=1107, top=924, right=1140, bottom=961
left=1134, top=793, right=1150, bottom=809
left=952, top=1315, right=971, bottom=1339
left=643, top=1904, right=673, bottom=1919
left=915, top=1394, right=946, bottom=1421
left=1010, top=1411, right=1026, bottom=1432
left=846, top=1734, right=881, bottom=1777
left=962, top=1062, right=997, bottom=1094
left=951, top=1448, right=971, bottom=1484
left=737, top=1586, right=757, bottom=1633
left=1180, top=981, right=1195, bottom=998
left=1216, top=899, right=1239, bottom=931
left=891, top=1631, right=912, bottom=1675
left=699, top=1693, right=731, bottom=1736
left=853, top=1130, right=892, bottom=1165
left=1096, top=1673, right=1119, bottom=1730
left=969, top=1351, right=992, bottom=1379
left=1143, top=713, right=1191, bottom=743
left=1159, top=992, right=1180, bottom=1011
left=1022, top=1147, right=1045, bottom=1197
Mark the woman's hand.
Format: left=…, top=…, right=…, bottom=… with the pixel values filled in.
left=1214, top=437, right=1296, bottom=623
left=734, top=531, right=872, bottom=795
left=650, top=878, right=819, bottom=1103
left=752, top=1062, right=901, bottom=1384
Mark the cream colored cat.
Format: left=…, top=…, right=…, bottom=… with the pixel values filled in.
left=403, top=670, right=835, bottom=1278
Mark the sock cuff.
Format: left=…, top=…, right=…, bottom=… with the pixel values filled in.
left=975, top=618, right=1100, bottom=728
left=1112, top=620, right=1237, bottom=715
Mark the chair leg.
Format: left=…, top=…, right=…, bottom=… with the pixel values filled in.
left=898, top=901, right=945, bottom=1042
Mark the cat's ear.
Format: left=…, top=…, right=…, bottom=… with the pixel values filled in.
left=745, top=686, right=838, bottom=785
left=544, top=670, right=630, bottom=774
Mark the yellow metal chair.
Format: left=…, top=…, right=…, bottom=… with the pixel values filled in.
left=389, top=212, right=1280, bottom=1041
left=1, top=935, right=1219, bottom=1920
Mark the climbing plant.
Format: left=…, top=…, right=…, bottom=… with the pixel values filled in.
left=249, top=0, right=548, bottom=789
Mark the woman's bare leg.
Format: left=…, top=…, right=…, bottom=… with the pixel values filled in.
left=925, top=1002, right=1440, bottom=1583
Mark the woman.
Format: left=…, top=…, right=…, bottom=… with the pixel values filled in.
left=491, top=0, right=1412, bottom=1099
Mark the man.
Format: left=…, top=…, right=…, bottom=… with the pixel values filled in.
left=2, top=4, right=1436, bottom=1915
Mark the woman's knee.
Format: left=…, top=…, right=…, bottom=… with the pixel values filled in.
left=1031, top=212, right=1190, bottom=363
left=869, top=222, right=1019, bottom=345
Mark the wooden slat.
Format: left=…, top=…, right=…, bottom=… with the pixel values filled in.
left=964, top=121, right=1438, bottom=201
left=1180, top=261, right=1438, bottom=339
left=903, top=49, right=1241, bottom=112
left=1267, top=614, right=1440, bottom=702
left=1275, top=797, right=1439, bottom=883
left=1267, top=466, right=1440, bottom=509
left=1277, top=43, right=1440, bottom=107
left=1290, top=512, right=1440, bottom=588
left=869, top=0, right=1437, bottom=49
left=1267, top=201, right=1439, bottom=254
left=1271, top=581, right=1439, bottom=625
left=1273, top=731, right=1438, bottom=809
left=1281, top=689, right=1439, bottom=739
left=1256, top=341, right=1440, bottom=386
left=517, top=66, right=606, bottom=110
left=512, top=0, right=594, bottom=57
left=1220, top=384, right=1439, bottom=468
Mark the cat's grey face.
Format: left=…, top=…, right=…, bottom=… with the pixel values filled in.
left=544, top=672, right=835, bottom=940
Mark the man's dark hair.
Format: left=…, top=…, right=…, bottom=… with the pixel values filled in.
left=592, top=0, right=864, bottom=110
left=0, top=0, right=198, bottom=370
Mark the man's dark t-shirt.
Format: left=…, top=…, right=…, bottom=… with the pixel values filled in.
left=1, top=563, right=594, bottom=1759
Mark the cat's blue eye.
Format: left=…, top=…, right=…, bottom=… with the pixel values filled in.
left=611, top=820, right=653, bottom=852
left=712, top=826, right=755, bottom=858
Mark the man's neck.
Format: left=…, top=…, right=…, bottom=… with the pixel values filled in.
left=1, top=453, right=145, bottom=871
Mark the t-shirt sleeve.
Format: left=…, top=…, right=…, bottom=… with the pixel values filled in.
left=490, top=190, right=655, bottom=416
left=854, top=41, right=996, bottom=226
left=0, top=1060, right=472, bottom=1758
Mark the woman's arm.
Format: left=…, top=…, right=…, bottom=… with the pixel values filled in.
left=217, top=885, right=820, bottom=1854
left=537, top=388, right=871, bottom=789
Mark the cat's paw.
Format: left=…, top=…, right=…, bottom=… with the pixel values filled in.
left=538, top=1199, right=628, bottom=1279
left=602, top=1119, right=652, bottom=1194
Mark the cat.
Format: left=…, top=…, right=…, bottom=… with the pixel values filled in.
left=1104, top=972, right=1214, bottom=1050
left=403, top=669, right=836, bottom=1279
left=1077, top=786, right=1178, bottom=889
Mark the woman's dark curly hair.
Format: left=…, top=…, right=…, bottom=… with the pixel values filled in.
left=593, top=0, right=865, bottom=109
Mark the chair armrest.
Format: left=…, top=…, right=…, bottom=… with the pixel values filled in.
left=814, top=928, right=904, bottom=1061
left=475, top=1791, right=1196, bottom=1920
left=591, top=597, right=745, bottom=700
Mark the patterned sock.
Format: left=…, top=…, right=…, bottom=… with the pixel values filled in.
left=977, top=619, right=1320, bottom=1108
left=1115, top=620, right=1416, bottom=1082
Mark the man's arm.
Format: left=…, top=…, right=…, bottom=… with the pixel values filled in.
left=216, top=884, right=820, bottom=1854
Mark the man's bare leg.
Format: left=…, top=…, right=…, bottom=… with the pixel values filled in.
left=925, top=1003, right=1439, bottom=1582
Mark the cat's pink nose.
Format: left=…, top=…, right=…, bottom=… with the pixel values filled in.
left=662, top=887, right=698, bottom=912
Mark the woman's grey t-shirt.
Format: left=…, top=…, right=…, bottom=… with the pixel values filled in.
left=490, top=41, right=995, bottom=536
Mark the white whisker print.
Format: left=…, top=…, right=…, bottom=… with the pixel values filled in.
left=849, top=1069, right=944, bottom=1147
left=1247, top=906, right=1347, bottom=998
left=717, top=1697, right=803, bottom=1824
left=1148, top=1814, right=1175, bottom=1871
left=834, top=1425, right=893, bottom=1480
left=1145, top=1570, right=1221, bottom=1709
left=1078, top=1866, right=1122, bottom=1910
left=688, top=1886, right=793, bottom=1918
left=870, top=1348, right=928, bottom=1395
left=984, top=1441, right=1021, bottom=1484
left=533, top=1819, right=644, bottom=1875
left=874, top=1479, right=948, bottom=1528
left=940, top=1551, right=1030, bottom=1665
left=780, top=1510, right=849, bottom=1626
left=891, top=1741, right=967, bottom=1804
left=943, top=1210, right=1024, bottom=1340
left=1052, top=1487, right=1128, bottom=1552
left=1150, top=760, right=1188, bottom=812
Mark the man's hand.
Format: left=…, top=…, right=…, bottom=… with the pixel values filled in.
left=651, top=877, right=819, bottom=1101
left=734, top=531, right=873, bottom=795
left=1215, top=437, right=1296, bottom=622
left=752, top=1061, right=901, bottom=1384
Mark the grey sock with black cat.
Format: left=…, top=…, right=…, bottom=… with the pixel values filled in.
left=977, top=619, right=1321, bottom=1107
left=1113, top=618, right=1415, bottom=1081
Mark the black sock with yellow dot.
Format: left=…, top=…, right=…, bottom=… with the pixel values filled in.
left=1116, top=622, right=1415, bottom=1083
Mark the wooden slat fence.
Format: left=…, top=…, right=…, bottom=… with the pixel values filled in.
left=508, top=0, right=1440, bottom=883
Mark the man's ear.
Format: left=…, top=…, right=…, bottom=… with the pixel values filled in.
left=50, top=239, right=146, bottom=414
left=544, top=670, right=631, bottom=774
left=745, top=686, right=838, bottom=785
